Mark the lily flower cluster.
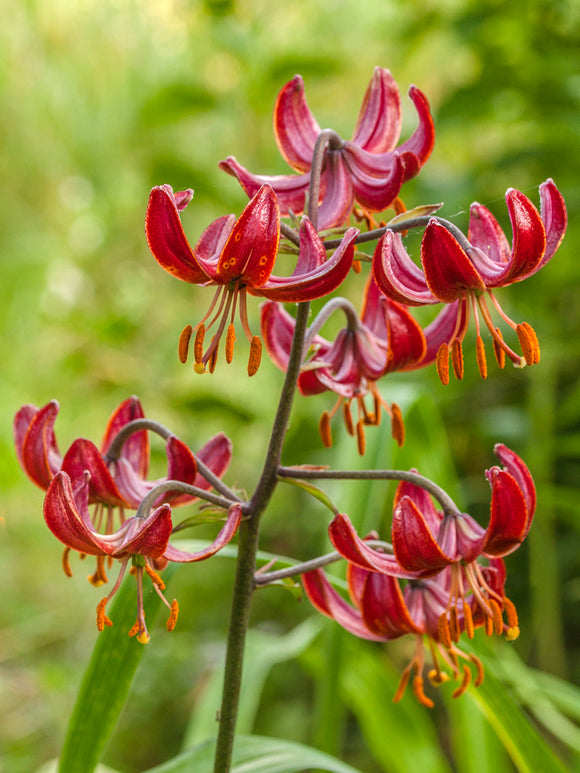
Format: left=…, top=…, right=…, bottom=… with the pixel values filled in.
left=302, top=444, right=535, bottom=706
left=14, top=398, right=241, bottom=643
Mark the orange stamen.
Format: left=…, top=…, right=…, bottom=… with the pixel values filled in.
left=208, top=346, right=219, bottom=374
left=463, top=602, right=475, bottom=639
left=178, top=324, right=193, bottom=364
left=88, top=555, right=108, bottom=587
left=319, top=411, right=333, bottom=448
left=193, top=324, right=205, bottom=364
left=493, top=328, right=506, bottom=368
left=342, top=401, right=355, bottom=436
left=247, top=336, right=262, bottom=377
left=489, top=598, right=504, bottom=635
left=451, top=665, right=472, bottom=699
left=96, top=598, right=113, bottom=631
left=469, top=653, right=485, bottom=687
left=438, top=613, right=452, bottom=649
left=128, top=622, right=140, bottom=638
left=145, top=564, right=166, bottom=590
left=393, top=664, right=412, bottom=703
left=449, top=606, right=460, bottom=643
left=451, top=339, right=464, bottom=380
left=516, top=323, right=540, bottom=365
left=476, top=335, right=487, bottom=379
left=484, top=614, right=494, bottom=637
left=167, top=600, right=179, bottom=632
left=412, top=675, right=434, bottom=708
left=225, top=323, right=236, bottom=364
left=352, top=259, right=362, bottom=274
left=436, top=343, right=450, bottom=385
left=502, top=596, right=520, bottom=640
left=356, top=419, right=366, bottom=456
left=391, top=403, right=405, bottom=447
left=62, top=547, right=73, bottom=578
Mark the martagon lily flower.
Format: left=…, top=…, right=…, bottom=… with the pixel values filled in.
left=145, top=183, right=358, bottom=375
left=303, top=557, right=507, bottom=707
left=219, top=67, right=435, bottom=231
left=14, top=397, right=232, bottom=584
left=373, top=179, right=567, bottom=383
left=261, top=276, right=427, bottom=452
left=329, top=444, right=535, bottom=650
left=44, top=470, right=242, bottom=643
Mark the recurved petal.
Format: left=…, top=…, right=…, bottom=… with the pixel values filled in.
left=383, top=297, right=427, bottom=372
left=535, top=178, right=567, bottom=271
left=483, top=466, right=530, bottom=557
left=315, top=153, right=356, bottom=231
left=291, top=218, right=328, bottom=276
left=61, top=439, right=128, bottom=507
left=44, top=471, right=105, bottom=555
left=253, top=226, right=358, bottom=302
left=216, top=185, right=280, bottom=287
left=112, top=504, right=173, bottom=559
left=260, top=300, right=294, bottom=372
left=468, top=202, right=511, bottom=267
left=193, top=432, right=233, bottom=491
left=373, top=231, right=435, bottom=306
left=273, top=75, right=321, bottom=172
left=393, top=478, right=443, bottom=536
left=14, top=400, right=62, bottom=489
left=146, top=185, right=215, bottom=284
left=100, top=397, right=148, bottom=478
left=163, top=502, right=242, bottom=562
left=493, top=443, right=536, bottom=531
left=302, top=568, right=388, bottom=641
left=343, top=147, right=405, bottom=212
left=329, top=512, right=419, bottom=578
left=392, top=495, right=453, bottom=573
left=361, top=571, right=421, bottom=637
left=219, top=156, right=312, bottom=216
left=395, top=86, right=435, bottom=175
left=421, top=220, right=486, bottom=301
left=162, top=436, right=198, bottom=506
left=351, top=67, right=402, bottom=153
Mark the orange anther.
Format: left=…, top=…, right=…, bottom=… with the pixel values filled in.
left=178, top=324, right=193, bottom=364
left=436, top=343, right=450, bottom=385
left=469, top=653, right=485, bottom=687
left=145, top=564, right=165, bottom=590
left=451, top=665, right=472, bottom=699
left=484, top=614, right=494, bottom=637
left=342, top=401, right=355, bottom=436
left=393, top=197, right=407, bottom=216
left=489, top=598, right=504, bottom=635
left=449, top=606, right=460, bottom=643
left=356, top=418, right=366, bottom=456
left=502, top=596, right=520, bottom=640
left=492, top=328, right=506, bottom=368
left=62, top=547, right=73, bottom=578
left=451, top=338, right=464, bottom=380
left=391, top=403, right=405, bottom=447
left=193, top=324, right=205, bottom=364
left=225, top=323, right=236, bottom=364
left=438, top=613, right=452, bottom=649
left=352, top=259, right=362, bottom=274
left=88, top=555, right=108, bottom=587
left=247, top=336, right=262, bottom=377
left=412, top=675, right=435, bottom=708
left=463, top=601, right=474, bottom=639
left=428, top=668, right=450, bottom=687
left=208, top=346, right=219, bottom=374
left=128, top=622, right=140, bottom=638
left=96, top=598, right=113, bottom=631
left=393, top=665, right=412, bottom=703
left=475, top=335, right=488, bottom=379
left=167, top=600, right=179, bottom=632
left=319, top=411, right=333, bottom=448
left=516, top=322, right=540, bottom=366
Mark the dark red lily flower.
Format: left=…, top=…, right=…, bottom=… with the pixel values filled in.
left=303, top=556, right=507, bottom=706
left=373, top=180, right=567, bottom=382
left=145, top=183, right=358, bottom=374
left=45, top=471, right=242, bottom=642
left=219, top=67, right=434, bottom=231
left=262, top=276, right=433, bottom=451
left=329, top=444, right=533, bottom=651
left=14, top=397, right=232, bottom=584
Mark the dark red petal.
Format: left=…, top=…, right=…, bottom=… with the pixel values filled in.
left=421, top=299, right=468, bottom=367
left=373, top=231, right=435, bottom=306
left=273, top=75, right=320, bottom=173
left=219, top=156, right=311, bottom=217
left=483, top=467, right=529, bottom=556
left=493, top=443, right=536, bottom=533
left=161, top=436, right=199, bottom=506
left=393, top=478, right=442, bottom=536
left=392, top=496, right=452, bottom=572
left=163, top=503, right=242, bottom=562
left=351, top=67, right=402, bottom=153
left=145, top=185, right=213, bottom=284
left=260, top=300, right=294, bottom=372
left=361, top=571, right=421, bottom=637
left=346, top=561, right=372, bottom=609
left=345, top=148, right=405, bottom=213
left=383, top=297, right=427, bottom=372
left=193, top=432, right=233, bottom=491
left=468, top=202, right=511, bottom=266
left=116, top=505, right=173, bottom=559
left=61, top=439, right=128, bottom=507
left=329, top=512, right=419, bottom=578
left=44, top=471, right=105, bottom=556
left=14, top=400, right=62, bottom=489
left=396, top=86, right=435, bottom=173
left=291, top=218, right=327, bottom=276
left=315, top=153, right=356, bottom=231
left=216, top=185, right=280, bottom=287
left=254, top=226, right=357, bottom=302
left=100, top=396, right=148, bottom=478
left=302, top=569, right=388, bottom=641
left=422, top=220, right=486, bottom=300
left=535, top=178, right=567, bottom=271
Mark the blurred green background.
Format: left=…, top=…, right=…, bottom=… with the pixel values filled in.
left=1, top=0, right=579, bottom=771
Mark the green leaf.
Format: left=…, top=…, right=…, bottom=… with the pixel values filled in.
left=386, top=202, right=443, bottom=226
left=144, top=734, right=364, bottom=773
left=277, top=476, right=339, bottom=515
left=57, top=566, right=176, bottom=773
